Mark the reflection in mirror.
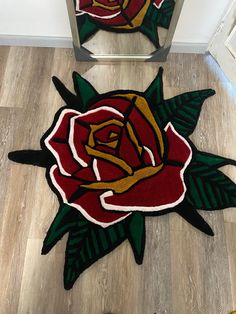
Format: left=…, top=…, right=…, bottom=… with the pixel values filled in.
left=83, top=28, right=168, bottom=55
left=67, top=0, right=183, bottom=60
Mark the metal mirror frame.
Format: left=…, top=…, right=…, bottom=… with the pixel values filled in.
left=66, top=0, right=184, bottom=62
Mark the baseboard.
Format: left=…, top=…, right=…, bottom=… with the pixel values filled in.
left=171, top=42, right=208, bottom=54
left=0, top=34, right=207, bottom=54
left=0, top=35, right=73, bottom=48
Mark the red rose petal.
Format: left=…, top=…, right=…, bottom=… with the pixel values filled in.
left=153, top=0, right=165, bottom=8
left=119, top=127, right=142, bottom=168
left=73, top=166, right=97, bottom=182
left=93, top=144, right=116, bottom=156
left=165, top=123, right=192, bottom=164
left=90, top=98, right=130, bottom=116
left=101, top=165, right=186, bottom=211
left=94, top=0, right=121, bottom=8
left=69, top=106, right=125, bottom=167
left=128, top=105, right=162, bottom=165
left=79, top=0, right=147, bottom=27
left=45, top=109, right=81, bottom=176
left=95, top=158, right=127, bottom=181
left=77, top=191, right=129, bottom=226
left=79, top=5, right=121, bottom=19
left=50, top=165, right=83, bottom=199
left=100, top=124, right=192, bottom=211
left=69, top=116, right=91, bottom=167
left=76, top=0, right=121, bottom=17
left=90, top=97, right=162, bottom=166
left=76, top=0, right=91, bottom=9
left=94, top=124, right=121, bottom=143
left=77, top=106, right=124, bottom=125
left=50, top=165, right=129, bottom=227
left=142, top=146, right=156, bottom=166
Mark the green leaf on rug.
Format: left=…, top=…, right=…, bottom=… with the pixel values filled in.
left=72, top=71, right=99, bottom=111
left=154, top=89, right=215, bottom=136
left=193, top=150, right=236, bottom=168
left=42, top=205, right=88, bottom=255
left=185, top=163, right=236, bottom=210
left=64, top=221, right=127, bottom=290
left=144, top=67, right=164, bottom=107
left=127, top=213, right=146, bottom=264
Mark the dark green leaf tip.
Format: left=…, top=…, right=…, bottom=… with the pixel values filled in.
left=176, top=204, right=215, bottom=237
left=158, top=66, right=164, bottom=75
left=72, top=71, right=98, bottom=111
left=52, top=76, right=79, bottom=108
left=8, top=150, right=53, bottom=168
left=207, top=228, right=215, bottom=237
left=207, top=89, right=216, bottom=96
left=193, top=150, right=236, bottom=168
left=140, top=24, right=160, bottom=48
left=127, top=213, right=146, bottom=265
left=144, top=67, right=164, bottom=106
left=200, top=88, right=216, bottom=99
left=41, top=246, right=50, bottom=255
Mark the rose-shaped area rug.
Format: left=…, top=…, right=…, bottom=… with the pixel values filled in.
left=75, top=0, right=175, bottom=48
left=8, top=68, right=236, bottom=290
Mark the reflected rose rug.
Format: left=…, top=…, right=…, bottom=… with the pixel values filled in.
left=8, top=68, right=236, bottom=289
left=75, top=0, right=175, bottom=48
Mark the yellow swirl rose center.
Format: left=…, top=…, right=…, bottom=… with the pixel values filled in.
left=92, top=0, right=128, bottom=11
left=81, top=94, right=165, bottom=194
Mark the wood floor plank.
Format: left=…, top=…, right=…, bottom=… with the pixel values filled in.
left=0, top=47, right=54, bottom=108
left=225, top=222, right=236, bottom=309
left=0, top=46, right=10, bottom=93
left=0, top=47, right=236, bottom=314
left=170, top=211, right=233, bottom=314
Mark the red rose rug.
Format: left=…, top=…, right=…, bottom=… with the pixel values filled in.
left=8, top=68, right=236, bottom=289
left=74, top=0, right=175, bottom=48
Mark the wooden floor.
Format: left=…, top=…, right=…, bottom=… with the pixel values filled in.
left=0, top=47, right=236, bottom=314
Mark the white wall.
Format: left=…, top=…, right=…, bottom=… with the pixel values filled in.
left=174, top=0, right=232, bottom=43
left=0, top=0, right=71, bottom=37
left=208, top=0, right=236, bottom=88
left=0, top=0, right=233, bottom=44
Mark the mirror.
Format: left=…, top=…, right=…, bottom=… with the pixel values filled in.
left=66, top=0, right=184, bottom=61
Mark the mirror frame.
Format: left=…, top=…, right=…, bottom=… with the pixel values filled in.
left=66, top=0, right=184, bottom=62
